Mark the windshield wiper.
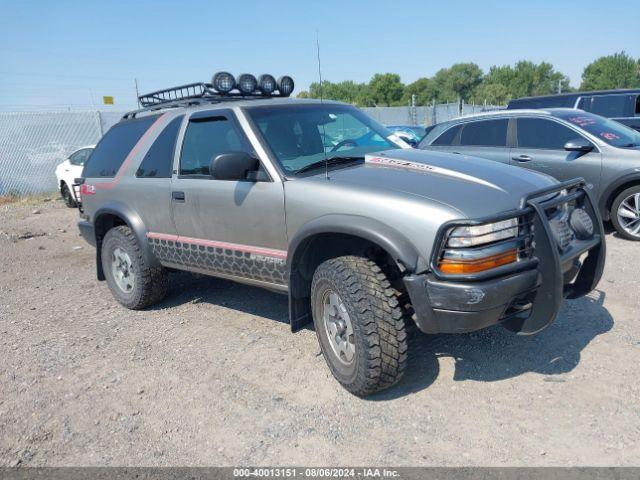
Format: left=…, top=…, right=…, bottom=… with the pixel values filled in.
left=619, top=143, right=640, bottom=148
left=295, top=155, right=364, bottom=175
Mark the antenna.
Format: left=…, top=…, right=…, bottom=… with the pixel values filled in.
left=316, top=29, right=329, bottom=180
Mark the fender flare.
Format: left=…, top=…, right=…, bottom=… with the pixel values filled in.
left=93, top=202, right=160, bottom=278
left=286, top=214, right=428, bottom=331
left=598, top=171, right=640, bottom=219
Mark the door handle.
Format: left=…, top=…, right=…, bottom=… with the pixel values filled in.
left=512, top=154, right=532, bottom=162
left=171, top=191, right=185, bottom=202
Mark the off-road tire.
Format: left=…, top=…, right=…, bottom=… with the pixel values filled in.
left=61, top=183, right=76, bottom=208
left=611, top=186, right=640, bottom=241
left=101, top=226, right=168, bottom=309
left=311, top=255, right=408, bottom=396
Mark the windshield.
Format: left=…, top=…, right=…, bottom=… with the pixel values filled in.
left=554, top=111, right=640, bottom=148
left=246, top=104, right=400, bottom=174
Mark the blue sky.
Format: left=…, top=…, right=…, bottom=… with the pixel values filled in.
left=1, top=0, right=638, bottom=110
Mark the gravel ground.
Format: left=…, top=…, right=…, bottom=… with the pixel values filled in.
left=0, top=198, right=639, bottom=467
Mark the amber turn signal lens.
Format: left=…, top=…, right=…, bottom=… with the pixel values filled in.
left=438, top=248, right=518, bottom=275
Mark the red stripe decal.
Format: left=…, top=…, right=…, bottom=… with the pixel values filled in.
left=146, top=232, right=287, bottom=259
left=95, top=113, right=168, bottom=190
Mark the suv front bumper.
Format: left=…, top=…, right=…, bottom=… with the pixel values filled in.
left=404, top=179, right=606, bottom=335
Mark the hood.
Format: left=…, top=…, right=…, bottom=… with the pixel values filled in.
left=306, top=149, right=556, bottom=219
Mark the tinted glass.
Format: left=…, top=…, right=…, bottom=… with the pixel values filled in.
left=431, top=124, right=461, bottom=145
left=516, top=118, right=578, bottom=149
left=69, top=148, right=92, bottom=166
left=83, top=116, right=158, bottom=178
left=586, top=95, right=629, bottom=117
left=180, top=116, right=249, bottom=176
left=136, top=116, right=183, bottom=178
left=555, top=111, right=640, bottom=148
left=247, top=104, right=397, bottom=174
left=459, top=119, right=508, bottom=147
left=635, top=96, right=640, bottom=116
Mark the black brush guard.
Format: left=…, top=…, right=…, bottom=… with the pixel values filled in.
left=410, top=178, right=605, bottom=335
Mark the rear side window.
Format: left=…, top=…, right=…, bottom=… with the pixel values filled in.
left=585, top=95, right=630, bottom=118
left=69, top=148, right=92, bottom=166
left=83, top=115, right=158, bottom=178
left=180, top=115, right=250, bottom=176
left=459, top=119, right=508, bottom=147
left=136, top=116, right=183, bottom=178
left=432, top=124, right=461, bottom=145
left=635, top=96, right=640, bottom=116
left=517, top=118, right=578, bottom=149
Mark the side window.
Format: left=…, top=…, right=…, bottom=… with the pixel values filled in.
left=432, top=124, right=461, bottom=146
left=587, top=95, right=630, bottom=118
left=69, top=148, right=91, bottom=166
left=459, top=119, right=508, bottom=147
left=83, top=115, right=159, bottom=178
left=136, top=116, right=183, bottom=178
left=517, top=118, right=581, bottom=149
left=180, top=115, right=250, bottom=176
left=635, top=96, right=640, bottom=116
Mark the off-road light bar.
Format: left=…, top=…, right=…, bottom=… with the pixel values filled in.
left=136, top=71, right=295, bottom=107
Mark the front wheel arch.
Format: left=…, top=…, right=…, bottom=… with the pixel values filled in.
left=287, top=216, right=425, bottom=332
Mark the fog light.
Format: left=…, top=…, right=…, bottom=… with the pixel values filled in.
left=212, top=71, right=236, bottom=93
left=278, top=75, right=295, bottom=96
left=570, top=208, right=594, bottom=239
left=237, top=73, right=257, bottom=94
left=258, top=74, right=277, bottom=95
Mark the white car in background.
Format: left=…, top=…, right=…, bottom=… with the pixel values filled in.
left=54, top=146, right=94, bottom=207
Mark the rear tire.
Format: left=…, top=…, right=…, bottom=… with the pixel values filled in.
left=101, top=226, right=168, bottom=309
left=61, top=183, right=76, bottom=208
left=611, top=186, right=640, bottom=241
left=311, top=255, right=408, bottom=396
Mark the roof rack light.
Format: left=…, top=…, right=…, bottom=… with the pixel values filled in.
left=136, top=71, right=295, bottom=108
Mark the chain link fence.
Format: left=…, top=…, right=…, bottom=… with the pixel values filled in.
left=362, top=102, right=504, bottom=126
left=0, top=103, right=504, bottom=197
left=0, top=111, right=125, bottom=196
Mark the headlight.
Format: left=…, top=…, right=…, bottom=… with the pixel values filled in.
left=438, top=218, right=520, bottom=275
left=447, top=218, right=518, bottom=247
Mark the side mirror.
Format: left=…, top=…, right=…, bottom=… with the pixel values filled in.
left=564, top=138, right=594, bottom=153
left=210, top=152, right=260, bottom=181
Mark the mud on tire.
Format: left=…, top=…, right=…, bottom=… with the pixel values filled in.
left=101, top=225, right=168, bottom=309
left=311, top=255, right=409, bottom=396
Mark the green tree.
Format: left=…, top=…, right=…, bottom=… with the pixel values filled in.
left=480, top=61, right=570, bottom=100
left=436, top=63, right=483, bottom=101
left=403, top=77, right=440, bottom=105
left=471, top=82, right=511, bottom=105
left=367, top=73, right=404, bottom=106
left=581, top=52, right=640, bottom=90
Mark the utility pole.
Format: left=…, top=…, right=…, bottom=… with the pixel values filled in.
left=135, top=78, right=141, bottom=108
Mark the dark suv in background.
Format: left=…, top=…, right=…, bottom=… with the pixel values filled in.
left=508, top=89, right=640, bottom=132
left=419, top=108, right=640, bottom=240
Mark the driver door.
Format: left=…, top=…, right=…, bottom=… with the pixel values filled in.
left=510, top=117, right=603, bottom=198
left=168, top=109, right=288, bottom=287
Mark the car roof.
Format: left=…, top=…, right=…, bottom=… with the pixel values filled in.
left=509, top=89, right=640, bottom=103
left=445, top=108, right=580, bottom=123
left=126, top=97, right=347, bottom=119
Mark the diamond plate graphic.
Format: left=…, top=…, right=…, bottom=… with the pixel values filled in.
left=149, top=237, right=287, bottom=285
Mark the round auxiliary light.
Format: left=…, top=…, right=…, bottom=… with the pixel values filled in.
left=237, top=73, right=258, bottom=94
left=258, top=74, right=277, bottom=95
left=212, top=71, right=236, bottom=93
left=570, top=208, right=594, bottom=240
left=277, top=75, right=295, bottom=96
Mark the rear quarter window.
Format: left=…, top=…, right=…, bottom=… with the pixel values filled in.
left=430, top=124, right=461, bottom=146
left=83, top=115, right=159, bottom=178
left=136, top=116, right=183, bottom=178
left=459, top=119, right=508, bottom=147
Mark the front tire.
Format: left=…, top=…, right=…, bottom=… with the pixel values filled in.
left=101, top=226, right=168, bottom=309
left=611, top=186, right=640, bottom=241
left=311, top=256, right=408, bottom=396
left=60, top=183, right=76, bottom=208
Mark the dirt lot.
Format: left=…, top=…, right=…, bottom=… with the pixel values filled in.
left=0, top=198, right=639, bottom=467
